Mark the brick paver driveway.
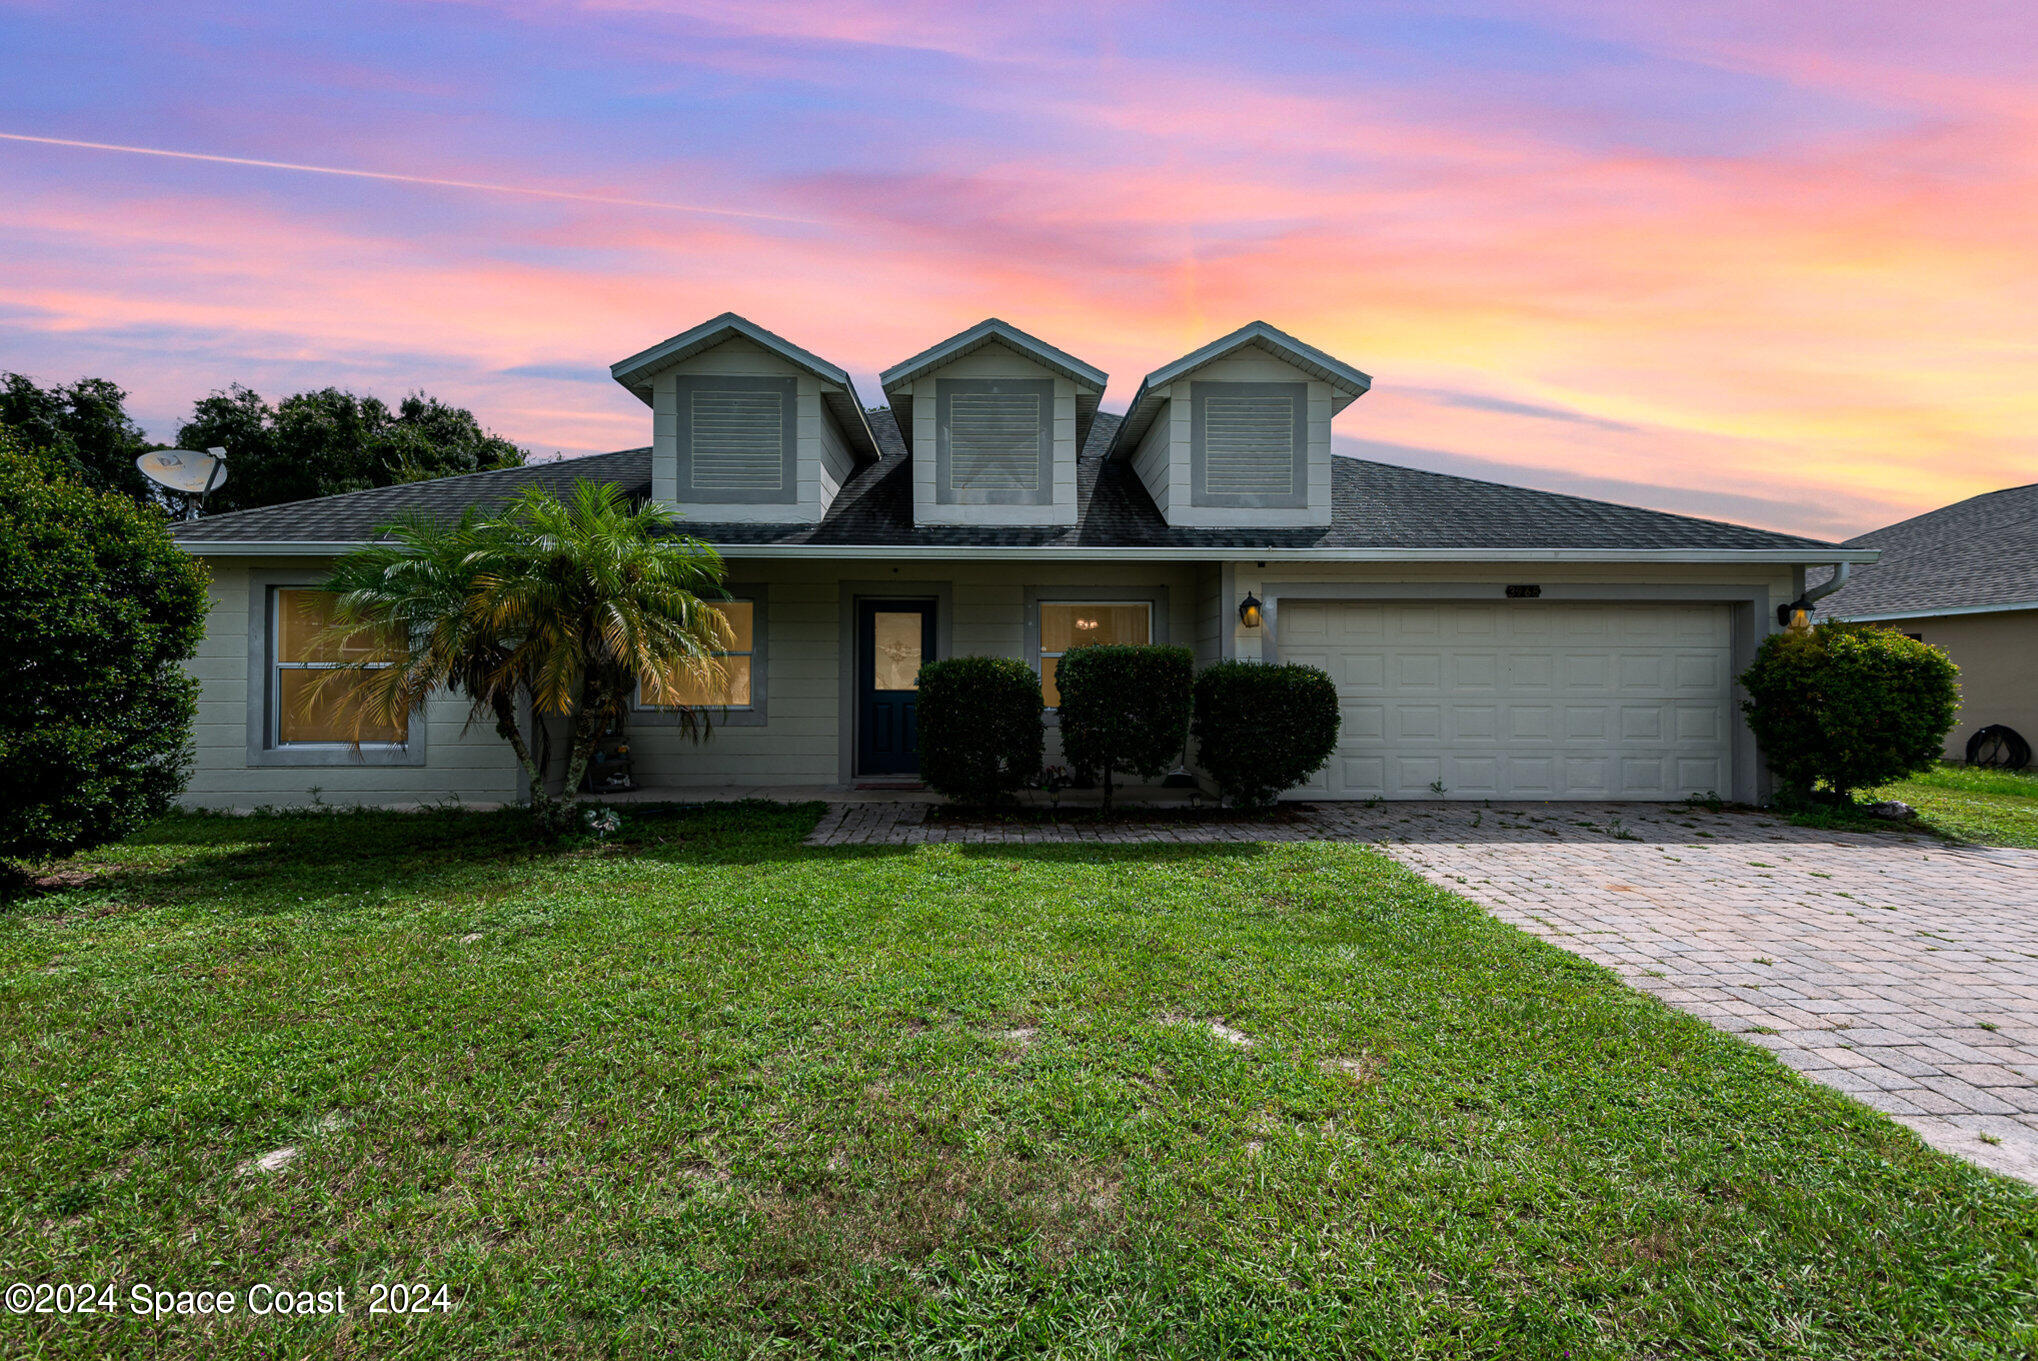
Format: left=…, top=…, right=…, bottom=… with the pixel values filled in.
left=812, top=799, right=2038, bottom=1185
left=1364, top=803, right=2038, bottom=1186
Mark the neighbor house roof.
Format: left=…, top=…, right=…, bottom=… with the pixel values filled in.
left=609, top=312, right=880, bottom=462
left=1814, top=482, right=2038, bottom=621
left=1106, top=320, right=1374, bottom=458
left=879, top=318, right=1108, bottom=456
left=174, top=409, right=1862, bottom=563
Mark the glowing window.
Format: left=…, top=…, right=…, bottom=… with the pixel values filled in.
left=639, top=600, right=755, bottom=709
left=1038, top=602, right=1152, bottom=707
left=270, top=589, right=406, bottom=745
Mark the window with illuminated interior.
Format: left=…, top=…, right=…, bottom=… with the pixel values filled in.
left=639, top=599, right=756, bottom=709
left=1038, top=601, right=1152, bottom=707
left=269, top=588, right=407, bottom=746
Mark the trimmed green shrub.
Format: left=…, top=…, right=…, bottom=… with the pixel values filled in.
left=1740, top=622, right=1959, bottom=803
left=0, top=439, right=210, bottom=869
left=1056, top=644, right=1193, bottom=810
left=1192, top=660, right=1341, bottom=810
left=917, top=656, right=1044, bottom=805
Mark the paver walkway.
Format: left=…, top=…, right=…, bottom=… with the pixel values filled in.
left=807, top=799, right=2038, bottom=1185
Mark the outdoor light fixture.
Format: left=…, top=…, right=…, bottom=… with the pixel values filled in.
left=1777, top=598, right=1814, bottom=629
left=1238, top=592, right=1263, bottom=628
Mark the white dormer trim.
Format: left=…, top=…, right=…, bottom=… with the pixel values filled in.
left=880, top=318, right=1108, bottom=456
left=1105, top=320, right=1371, bottom=459
left=611, top=312, right=880, bottom=464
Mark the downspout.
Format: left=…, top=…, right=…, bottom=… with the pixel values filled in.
left=1777, top=562, right=1850, bottom=629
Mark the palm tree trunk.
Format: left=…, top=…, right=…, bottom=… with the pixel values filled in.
left=490, top=693, right=559, bottom=825
left=556, top=700, right=611, bottom=828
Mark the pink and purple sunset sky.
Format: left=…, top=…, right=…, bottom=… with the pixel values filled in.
left=3, top=1, right=2033, bottom=540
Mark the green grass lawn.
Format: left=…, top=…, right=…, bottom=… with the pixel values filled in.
left=1872, top=764, right=2038, bottom=848
left=3, top=804, right=2034, bottom=1358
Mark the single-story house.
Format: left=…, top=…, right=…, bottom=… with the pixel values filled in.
left=1812, top=482, right=2038, bottom=759
left=169, top=313, right=1872, bottom=809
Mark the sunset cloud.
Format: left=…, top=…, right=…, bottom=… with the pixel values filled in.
left=0, top=0, right=2030, bottom=540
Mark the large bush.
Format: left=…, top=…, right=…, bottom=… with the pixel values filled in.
left=1056, top=644, right=1194, bottom=810
left=1740, top=622, right=1959, bottom=803
left=916, top=656, right=1044, bottom=805
left=0, top=439, right=210, bottom=868
left=1192, top=660, right=1341, bottom=810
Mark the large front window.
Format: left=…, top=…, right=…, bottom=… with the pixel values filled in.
left=270, top=588, right=406, bottom=746
left=1039, top=601, right=1152, bottom=707
left=639, top=600, right=755, bottom=709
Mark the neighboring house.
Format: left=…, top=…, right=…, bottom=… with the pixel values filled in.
left=169, top=312, right=1872, bottom=809
left=1813, top=483, right=2038, bottom=759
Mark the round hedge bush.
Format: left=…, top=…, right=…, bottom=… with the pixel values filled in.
left=915, top=655, right=1043, bottom=806
left=1056, top=644, right=1194, bottom=810
left=1, top=441, right=209, bottom=867
left=1740, top=622, right=1959, bottom=803
left=1191, top=660, right=1341, bottom=810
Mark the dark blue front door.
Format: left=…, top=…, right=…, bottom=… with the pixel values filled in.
left=856, top=599, right=935, bottom=776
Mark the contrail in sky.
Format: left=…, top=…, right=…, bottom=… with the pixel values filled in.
left=0, top=130, right=818, bottom=224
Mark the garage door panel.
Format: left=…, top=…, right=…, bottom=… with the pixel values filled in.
left=1509, top=756, right=1555, bottom=795
left=1674, top=704, right=1719, bottom=741
left=1678, top=756, right=1724, bottom=791
left=1565, top=706, right=1609, bottom=738
left=1452, top=706, right=1499, bottom=740
left=1397, top=705, right=1443, bottom=739
left=1449, top=652, right=1499, bottom=690
left=1279, top=600, right=1731, bottom=801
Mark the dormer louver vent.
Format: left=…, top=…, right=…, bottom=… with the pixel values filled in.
left=690, top=388, right=786, bottom=493
left=674, top=374, right=797, bottom=505
left=1191, top=380, right=1308, bottom=509
left=936, top=377, right=1053, bottom=505
left=1201, top=390, right=1298, bottom=496
left=950, top=388, right=1043, bottom=492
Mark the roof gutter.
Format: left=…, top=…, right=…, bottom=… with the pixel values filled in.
left=176, top=540, right=1883, bottom=565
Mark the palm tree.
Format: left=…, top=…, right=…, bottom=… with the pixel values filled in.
left=313, top=479, right=730, bottom=830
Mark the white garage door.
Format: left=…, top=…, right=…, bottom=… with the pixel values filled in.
left=1277, top=600, right=1732, bottom=800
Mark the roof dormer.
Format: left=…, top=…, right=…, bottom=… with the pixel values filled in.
left=879, top=319, right=1106, bottom=527
left=1105, top=321, right=1370, bottom=529
left=612, top=313, right=880, bottom=524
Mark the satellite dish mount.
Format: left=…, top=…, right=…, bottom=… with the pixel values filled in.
left=135, top=446, right=229, bottom=519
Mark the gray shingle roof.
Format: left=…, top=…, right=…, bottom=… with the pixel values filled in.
left=174, top=408, right=1843, bottom=555
left=171, top=447, right=652, bottom=544
left=1813, top=482, right=2038, bottom=618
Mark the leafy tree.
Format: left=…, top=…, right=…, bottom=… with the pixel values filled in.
left=180, top=386, right=525, bottom=514
left=1192, top=661, right=1341, bottom=811
left=917, top=656, right=1044, bottom=806
left=1741, top=622, right=1960, bottom=804
left=1055, top=644, right=1194, bottom=812
left=318, top=481, right=728, bottom=832
left=0, top=431, right=209, bottom=872
left=0, top=373, right=155, bottom=503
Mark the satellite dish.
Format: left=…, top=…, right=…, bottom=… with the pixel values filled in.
left=136, top=447, right=228, bottom=516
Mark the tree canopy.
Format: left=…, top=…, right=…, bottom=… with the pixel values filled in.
left=1, top=373, right=529, bottom=515
left=0, top=373, right=154, bottom=503
left=180, top=385, right=526, bottom=513
left=319, top=480, right=728, bottom=832
left=0, top=430, right=210, bottom=869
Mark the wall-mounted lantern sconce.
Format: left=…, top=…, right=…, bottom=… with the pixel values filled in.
left=1776, top=598, right=1813, bottom=630
left=1238, top=592, right=1263, bottom=629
